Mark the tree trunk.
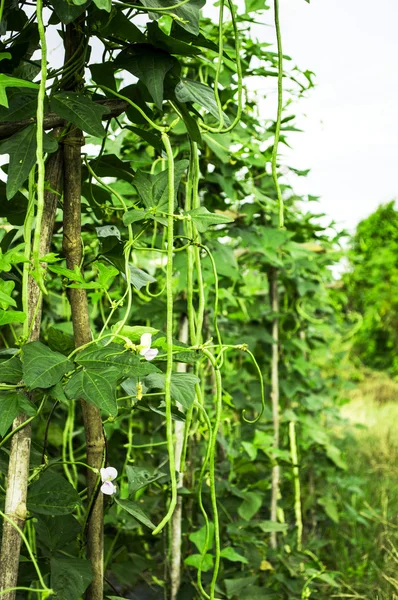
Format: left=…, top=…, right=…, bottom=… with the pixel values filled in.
left=0, top=146, right=63, bottom=598
left=62, top=128, right=105, bottom=600
left=61, top=18, right=105, bottom=599
left=269, top=268, right=280, bottom=549
left=170, top=316, right=189, bottom=600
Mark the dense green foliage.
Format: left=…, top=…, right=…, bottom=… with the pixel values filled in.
left=0, top=1, right=395, bottom=600
left=344, top=201, right=398, bottom=373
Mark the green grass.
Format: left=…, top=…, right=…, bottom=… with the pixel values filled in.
left=329, top=374, right=398, bottom=598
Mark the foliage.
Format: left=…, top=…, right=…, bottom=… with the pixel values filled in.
left=343, top=201, right=398, bottom=374
left=0, top=0, right=368, bottom=599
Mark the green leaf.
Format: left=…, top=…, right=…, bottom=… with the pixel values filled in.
left=130, top=266, right=156, bottom=290
left=144, top=372, right=200, bottom=409
left=112, top=325, right=159, bottom=343
left=126, top=465, right=166, bottom=494
left=51, top=558, right=92, bottom=600
left=188, top=207, right=234, bottom=233
left=115, top=498, right=155, bottom=529
left=256, top=520, right=288, bottom=533
left=47, top=327, right=75, bottom=356
left=220, top=547, right=248, bottom=564
left=0, top=310, right=26, bottom=326
left=50, top=92, right=110, bottom=137
left=117, top=45, right=175, bottom=110
left=238, top=491, right=263, bottom=521
left=36, top=514, right=81, bottom=552
left=147, top=22, right=201, bottom=56
left=0, top=280, right=16, bottom=309
left=75, top=342, right=141, bottom=374
left=139, top=0, right=205, bottom=35
left=92, top=0, right=112, bottom=10
left=0, top=74, right=39, bottom=108
left=0, top=355, right=22, bottom=384
left=123, top=208, right=148, bottom=226
left=124, top=125, right=163, bottom=153
left=0, top=89, right=43, bottom=123
left=1, top=125, right=58, bottom=199
left=189, top=523, right=214, bottom=554
left=175, top=79, right=230, bottom=125
left=64, top=368, right=119, bottom=416
left=22, top=341, right=74, bottom=390
left=318, top=496, right=339, bottom=523
left=28, top=471, right=82, bottom=516
left=0, top=391, right=27, bottom=436
left=133, top=160, right=189, bottom=212
left=326, top=444, right=347, bottom=470
left=184, top=553, right=213, bottom=572
left=51, top=0, right=91, bottom=23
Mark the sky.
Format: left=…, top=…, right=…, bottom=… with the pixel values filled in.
left=259, top=0, right=398, bottom=233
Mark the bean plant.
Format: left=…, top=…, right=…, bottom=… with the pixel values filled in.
left=0, top=0, right=354, bottom=599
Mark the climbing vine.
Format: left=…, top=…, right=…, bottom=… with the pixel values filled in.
left=0, top=1, right=354, bottom=600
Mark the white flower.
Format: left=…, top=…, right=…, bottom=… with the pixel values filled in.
left=100, top=466, right=118, bottom=496
left=139, top=333, right=158, bottom=361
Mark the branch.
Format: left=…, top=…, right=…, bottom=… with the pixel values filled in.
left=0, top=99, right=129, bottom=140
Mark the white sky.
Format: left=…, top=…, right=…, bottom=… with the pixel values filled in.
left=262, top=0, right=398, bottom=233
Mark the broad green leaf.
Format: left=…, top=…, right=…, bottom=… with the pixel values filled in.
left=50, top=92, right=110, bottom=137
left=256, top=520, right=288, bottom=533
left=238, top=491, right=263, bottom=521
left=1, top=125, right=58, bottom=199
left=0, top=310, right=25, bottom=326
left=115, top=497, right=155, bottom=529
left=113, top=325, right=159, bottom=342
left=188, top=207, right=234, bottom=233
left=0, top=391, right=27, bottom=436
left=245, top=0, right=269, bottom=12
left=47, top=327, right=75, bottom=356
left=175, top=79, right=230, bottom=125
left=28, top=471, right=82, bottom=516
left=92, top=0, right=112, bottom=10
left=126, top=465, right=166, bottom=494
left=224, top=576, right=257, bottom=599
left=220, top=547, right=248, bottom=564
left=0, top=355, right=22, bottom=384
left=51, top=558, right=92, bottom=600
left=117, top=45, right=175, bottom=110
left=123, top=208, right=148, bottom=226
left=147, top=22, right=201, bottom=56
left=139, top=0, right=205, bottom=35
left=35, top=514, right=81, bottom=552
left=124, top=125, right=163, bottom=153
left=0, top=89, right=44, bottom=123
left=75, top=342, right=142, bottom=374
left=326, top=444, right=347, bottom=470
left=144, top=372, right=200, bottom=409
left=22, top=341, right=74, bottom=390
left=0, top=74, right=39, bottom=108
left=130, top=265, right=156, bottom=290
left=64, top=368, right=119, bottom=416
left=318, top=496, right=339, bottom=523
left=133, top=160, right=189, bottom=212
left=189, top=523, right=214, bottom=554
left=0, top=280, right=17, bottom=309
left=184, top=553, right=213, bottom=572
left=51, top=0, right=90, bottom=23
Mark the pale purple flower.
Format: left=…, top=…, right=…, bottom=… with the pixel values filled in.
left=139, top=333, right=158, bottom=361
left=100, top=466, right=118, bottom=496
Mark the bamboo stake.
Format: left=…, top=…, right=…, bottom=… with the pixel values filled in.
left=170, top=315, right=189, bottom=600
left=0, top=147, right=63, bottom=598
left=269, top=268, right=280, bottom=549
